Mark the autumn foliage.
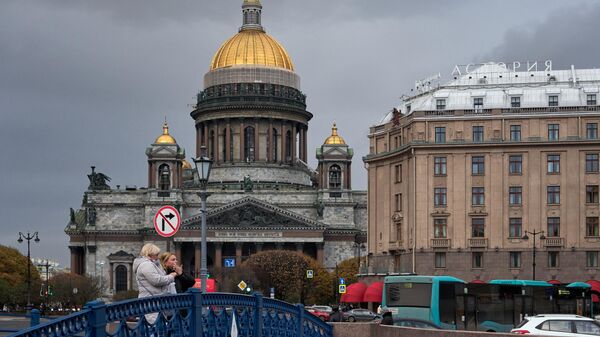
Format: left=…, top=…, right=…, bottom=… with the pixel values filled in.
left=0, top=245, right=41, bottom=307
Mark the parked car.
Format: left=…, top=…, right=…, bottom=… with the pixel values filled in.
left=309, top=305, right=333, bottom=314
left=342, top=309, right=378, bottom=322
left=393, top=318, right=442, bottom=330
left=305, top=308, right=330, bottom=321
left=511, top=314, right=600, bottom=336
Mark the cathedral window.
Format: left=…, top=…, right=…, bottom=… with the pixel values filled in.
left=244, top=126, right=255, bottom=162
left=115, top=265, right=128, bottom=292
left=329, top=164, right=341, bottom=189
left=209, top=130, right=215, bottom=159
left=285, top=130, right=292, bottom=162
left=222, top=128, right=227, bottom=162
left=272, top=128, right=279, bottom=162
left=159, top=164, right=171, bottom=190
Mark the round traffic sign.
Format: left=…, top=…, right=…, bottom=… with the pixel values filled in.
left=153, top=205, right=181, bottom=237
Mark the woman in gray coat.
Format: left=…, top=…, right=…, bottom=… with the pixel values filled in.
left=133, top=243, right=179, bottom=324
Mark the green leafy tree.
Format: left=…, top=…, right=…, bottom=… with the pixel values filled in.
left=0, top=245, right=41, bottom=307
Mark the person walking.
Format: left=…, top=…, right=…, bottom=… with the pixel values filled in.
left=133, top=243, right=178, bottom=324
left=159, top=252, right=195, bottom=293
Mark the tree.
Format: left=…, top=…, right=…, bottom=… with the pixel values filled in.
left=49, top=272, right=102, bottom=308
left=0, top=245, right=41, bottom=308
left=242, top=251, right=332, bottom=304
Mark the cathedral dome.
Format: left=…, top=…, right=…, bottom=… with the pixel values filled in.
left=210, top=29, right=294, bottom=71
left=155, top=121, right=177, bottom=144
left=324, top=123, right=346, bottom=145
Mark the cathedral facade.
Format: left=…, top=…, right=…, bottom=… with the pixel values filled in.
left=66, top=0, right=366, bottom=294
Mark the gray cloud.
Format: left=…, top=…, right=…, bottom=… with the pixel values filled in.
left=1, top=0, right=598, bottom=265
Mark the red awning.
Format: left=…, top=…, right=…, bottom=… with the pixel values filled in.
left=363, top=282, right=384, bottom=303
left=340, top=283, right=367, bottom=303
left=470, top=279, right=486, bottom=284
left=548, top=279, right=562, bottom=285
left=587, top=280, right=600, bottom=303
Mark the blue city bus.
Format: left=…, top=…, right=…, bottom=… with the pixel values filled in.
left=381, top=275, right=468, bottom=330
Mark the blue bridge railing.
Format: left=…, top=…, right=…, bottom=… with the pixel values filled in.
left=7, top=289, right=332, bottom=337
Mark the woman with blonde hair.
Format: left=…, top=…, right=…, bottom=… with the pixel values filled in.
left=133, top=243, right=179, bottom=323
left=159, top=252, right=196, bottom=293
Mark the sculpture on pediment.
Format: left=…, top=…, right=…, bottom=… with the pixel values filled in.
left=207, top=204, right=305, bottom=228
left=69, top=208, right=76, bottom=224
left=87, top=207, right=97, bottom=225
left=87, top=166, right=111, bottom=190
left=315, top=199, right=324, bottom=218
left=243, top=175, right=253, bottom=192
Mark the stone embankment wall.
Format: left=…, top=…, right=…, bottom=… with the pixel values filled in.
left=330, top=322, right=519, bottom=337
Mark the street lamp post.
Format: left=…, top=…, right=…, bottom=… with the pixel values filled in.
left=18, top=231, right=40, bottom=311
left=354, top=242, right=366, bottom=274
left=193, top=147, right=213, bottom=293
left=522, top=230, right=545, bottom=280
left=97, top=261, right=105, bottom=297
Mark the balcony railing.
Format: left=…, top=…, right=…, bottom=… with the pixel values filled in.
left=431, top=238, right=451, bottom=248
left=468, top=238, right=488, bottom=248
left=544, top=237, right=564, bottom=247
left=388, top=240, right=404, bottom=251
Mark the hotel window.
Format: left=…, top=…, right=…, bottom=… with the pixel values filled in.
left=548, top=251, right=559, bottom=268
left=509, top=186, right=522, bottom=205
left=509, top=155, right=523, bottom=174
left=588, top=94, right=597, bottom=106
left=434, top=127, right=446, bottom=143
left=547, top=217, right=560, bottom=237
left=434, top=188, right=447, bottom=206
left=511, top=96, right=521, bottom=108
left=473, top=126, right=484, bottom=142
left=472, top=187, right=485, bottom=205
left=586, top=153, right=599, bottom=173
left=587, top=123, right=598, bottom=139
left=587, top=251, right=599, bottom=268
left=472, top=156, right=485, bottom=175
left=395, top=164, right=402, bottom=183
left=548, top=95, right=559, bottom=107
left=436, top=99, right=446, bottom=110
left=587, top=217, right=600, bottom=237
left=547, top=154, right=560, bottom=174
left=548, top=124, right=560, bottom=140
left=396, top=222, right=402, bottom=242
left=434, top=218, right=447, bottom=238
left=435, top=252, right=446, bottom=268
left=509, top=218, right=522, bottom=238
left=509, top=252, right=521, bottom=268
left=395, top=193, right=402, bottom=212
left=547, top=186, right=560, bottom=205
left=471, top=218, right=485, bottom=237
left=472, top=252, right=483, bottom=269
left=510, top=125, right=521, bottom=141
left=434, top=156, right=447, bottom=175
left=473, top=97, right=484, bottom=111
left=586, top=185, right=599, bottom=203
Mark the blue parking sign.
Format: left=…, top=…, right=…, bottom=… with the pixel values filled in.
left=224, top=258, right=235, bottom=267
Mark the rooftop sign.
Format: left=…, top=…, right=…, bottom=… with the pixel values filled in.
left=452, top=60, right=553, bottom=76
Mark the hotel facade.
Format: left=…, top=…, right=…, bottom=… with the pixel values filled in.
left=363, top=63, right=600, bottom=282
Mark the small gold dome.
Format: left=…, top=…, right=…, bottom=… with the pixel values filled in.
left=155, top=121, right=177, bottom=144
left=324, top=123, right=346, bottom=145
left=182, top=160, right=192, bottom=170
left=210, top=29, right=294, bottom=71
left=243, top=0, right=261, bottom=4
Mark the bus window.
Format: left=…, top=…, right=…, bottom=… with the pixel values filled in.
left=386, top=283, right=432, bottom=307
left=439, top=282, right=457, bottom=325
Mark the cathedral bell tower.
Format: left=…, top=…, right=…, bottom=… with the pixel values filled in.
left=316, top=123, right=353, bottom=196
left=146, top=121, right=186, bottom=191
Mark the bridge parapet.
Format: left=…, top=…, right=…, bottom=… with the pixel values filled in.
left=8, top=289, right=332, bottom=337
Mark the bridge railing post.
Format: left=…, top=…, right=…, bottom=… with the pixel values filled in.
left=29, top=309, right=40, bottom=327
left=84, top=300, right=107, bottom=337
left=189, top=288, right=204, bottom=337
left=296, top=303, right=304, bottom=337
left=253, top=293, right=263, bottom=337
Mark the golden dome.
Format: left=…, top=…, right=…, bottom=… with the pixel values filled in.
left=243, top=0, right=261, bottom=4
left=155, top=121, right=177, bottom=144
left=324, top=123, right=346, bottom=145
left=210, top=29, right=294, bottom=71
left=182, top=159, right=192, bottom=170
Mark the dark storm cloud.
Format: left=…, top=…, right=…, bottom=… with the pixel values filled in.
left=0, top=0, right=596, bottom=265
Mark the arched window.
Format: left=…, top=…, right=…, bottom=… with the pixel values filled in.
left=209, top=130, right=215, bottom=159
left=159, top=164, right=170, bottom=190
left=222, top=128, right=227, bottom=162
left=272, top=128, right=279, bottom=162
left=329, top=164, right=341, bottom=189
left=115, top=265, right=128, bottom=292
left=244, top=126, right=255, bottom=162
left=285, top=130, right=292, bottom=162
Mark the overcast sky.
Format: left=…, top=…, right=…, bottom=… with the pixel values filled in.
left=1, top=0, right=599, bottom=266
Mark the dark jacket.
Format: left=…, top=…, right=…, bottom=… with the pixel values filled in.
left=380, top=313, right=394, bottom=326
left=165, top=267, right=196, bottom=293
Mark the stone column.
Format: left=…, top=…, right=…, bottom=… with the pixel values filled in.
left=214, top=120, right=220, bottom=163
left=129, top=263, right=134, bottom=291
left=109, top=263, right=114, bottom=292
left=215, top=243, right=223, bottom=269
left=346, top=163, right=352, bottom=189
left=203, top=123, right=208, bottom=149
left=235, top=243, right=243, bottom=266
left=267, top=120, right=273, bottom=162
left=254, top=119, right=260, bottom=161
left=296, top=242, right=304, bottom=254
left=280, top=122, right=285, bottom=163
left=194, top=242, right=201, bottom=277
left=240, top=119, right=245, bottom=161
left=147, top=162, right=153, bottom=188
left=196, top=123, right=201, bottom=157
left=291, top=123, right=297, bottom=163
left=225, top=120, right=231, bottom=162
left=316, top=243, right=325, bottom=265
left=302, top=127, right=308, bottom=163
left=69, top=246, right=79, bottom=275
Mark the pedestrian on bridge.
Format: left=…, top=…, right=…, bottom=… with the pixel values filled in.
left=159, top=252, right=195, bottom=293
left=133, top=243, right=179, bottom=324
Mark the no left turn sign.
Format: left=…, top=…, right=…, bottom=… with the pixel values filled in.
left=154, top=205, right=181, bottom=237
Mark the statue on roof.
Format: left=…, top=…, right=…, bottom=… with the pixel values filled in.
left=243, top=175, right=253, bottom=192
left=87, top=166, right=111, bottom=190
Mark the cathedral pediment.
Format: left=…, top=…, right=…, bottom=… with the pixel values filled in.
left=182, top=196, right=324, bottom=230
left=323, top=147, right=349, bottom=156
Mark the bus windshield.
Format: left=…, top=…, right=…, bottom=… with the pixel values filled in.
left=386, top=282, right=432, bottom=307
